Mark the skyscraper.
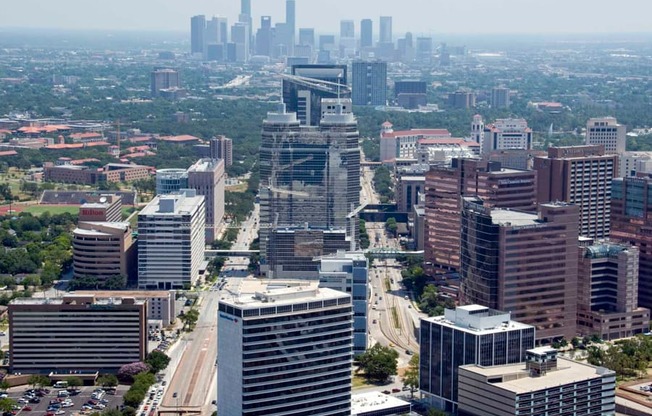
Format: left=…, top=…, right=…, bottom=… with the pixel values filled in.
left=534, top=145, right=617, bottom=239
left=490, top=86, right=511, bottom=109
left=210, top=136, right=233, bottom=167
left=299, top=28, right=315, bottom=47
left=217, top=279, right=353, bottom=416
left=585, top=117, right=626, bottom=154
left=379, top=16, right=392, bottom=43
left=340, top=20, right=355, bottom=38
left=360, top=19, right=373, bottom=49
left=187, top=158, right=225, bottom=243
left=285, top=0, right=296, bottom=55
left=230, top=22, right=250, bottom=62
left=190, top=15, right=206, bottom=55
left=255, top=16, right=274, bottom=56
left=240, top=0, right=251, bottom=17
left=610, top=175, right=652, bottom=310
left=420, top=305, right=535, bottom=412
left=460, top=198, right=579, bottom=342
left=352, top=60, right=387, bottom=106
left=150, top=69, right=179, bottom=97
left=259, top=100, right=361, bottom=276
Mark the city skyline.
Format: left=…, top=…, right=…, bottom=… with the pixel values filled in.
left=1, top=0, right=652, bottom=35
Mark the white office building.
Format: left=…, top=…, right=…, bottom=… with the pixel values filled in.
left=137, top=190, right=205, bottom=290
left=586, top=117, right=626, bottom=154
left=482, top=118, right=532, bottom=155
left=619, top=151, right=652, bottom=177
left=218, top=279, right=353, bottom=416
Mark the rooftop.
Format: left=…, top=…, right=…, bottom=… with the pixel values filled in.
left=460, top=357, right=614, bottom=394
left=423, top=305, right=534, bottom=335
left=351, top=392, right=411, bottom=415
left=10, top=295, right=145, bottom=306
left=139, top=191, right=204, bottom=216
left=490, top=209, right=540, bottom=227
left=73, top=290, right=173, bottom=298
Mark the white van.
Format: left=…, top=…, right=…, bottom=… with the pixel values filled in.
left=53, top=381, right=68, bottom=389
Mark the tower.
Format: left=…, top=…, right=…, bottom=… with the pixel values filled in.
left=379, top=16, right=392, bottom=43
left=471, top=114, right=484, bottom=145
left=360, top=19, right=373, bottom=49
left=190, top=15, right=206, bottom=55
left=351, top=60, right=387, bottom=106
left=585, top=117, right=626, bottom=154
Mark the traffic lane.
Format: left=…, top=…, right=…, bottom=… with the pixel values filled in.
left=7, top=385, right=127, bottom=415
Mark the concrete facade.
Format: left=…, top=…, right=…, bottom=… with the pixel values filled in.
left=72, top=221, right=136, bottom=282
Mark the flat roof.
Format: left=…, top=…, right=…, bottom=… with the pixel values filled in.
left=220, top=278, right=348, bottom=309
left=139, top=193, right=204, bottom=216
left=10, top=297, right=145, bottom=306
left=351, top=392, right=411, bottom=415
left=489, top=209, right=540, bottom=227
left=73, top=290, right=172, bottom=298
left=460, top=357, right=614, bottom=395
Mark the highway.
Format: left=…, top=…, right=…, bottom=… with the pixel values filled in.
left=158, top=204, right=259, bottom=415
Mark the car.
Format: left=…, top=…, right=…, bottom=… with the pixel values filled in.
left=405, top=349, right=413, bottom=355
left=161, top=381, right=167, bottom=386
left=61, top=402, right=73, bottom=408
left=22, top=407, right=32, bottom=411
left=55, top=411, right=65, bottom=416
left=45, top=413, right=55, bottom=416
left=391, top=388, right=401, bottom=393
left=373, top=319, right=377, bottom=324
left=29, top=398, right=40, bottom=403
left=382, top=390, right=391, bottom=394
left=17, top=399, right=28, bottom=405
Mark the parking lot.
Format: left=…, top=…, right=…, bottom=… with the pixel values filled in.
left=6, top=385, right=128, bottom=415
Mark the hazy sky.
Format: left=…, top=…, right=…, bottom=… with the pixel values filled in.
left=1, top=0, right=651, bottom=35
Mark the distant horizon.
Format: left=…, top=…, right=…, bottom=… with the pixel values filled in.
left=1, top=0, right=652, bottom=36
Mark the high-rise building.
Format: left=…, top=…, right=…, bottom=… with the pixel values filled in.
left=471, top=114, right=483, bottom=145
left=534, top=145, right=617, bottom=239
left=259, top=101, right=361, bottom=276
left=447, top=91, right=475, bottom=109
left=585, top=117, right=626, bottom=154
left=416, top=37, right=433, bottom=62
left=187, top=158, right=225, bottom=243
left=379, top=16, right=392, bottom=43
left=352, top=60, right=387, bottom=106
left=490, top=86, right=510, bottom=109
left=460, top=198, right=579, bottom=341
left=217, top=279, right=353, bottom=416
left=79, top=195, right=122, bottom=222
left=318, top=251, right=369, bottom=355
left=190, top=15, right=206, bottom=55
left=206, top=16, right=228, bottom=47
left=339, top=20, right=356, bottom=57
left=299, top=28, right=315, bottom=47
left=230, top=23, right=250, bottom=62
left=156, top=169, right=188, bottom=195
left=282, top=64, right=348, bottom=126
left=72, top=221, right=136, bottom=283
left=611, top=175, right=652, bottom=310
left=137, top=190, right=205, bottom=290
left=482, top=118, right=532, bottom=155
left=360, top=19, right=373, bottom=49
left=424, top=159, right=537, bottom=274
left=619, top=151, right=652, bottom=177
left=458, top=348, right=616, bottom=416
left=210, top=135, right=233, bottom=166
left=394, top=80, right=427, bottom=109
left=577, top=239, right=650, bottom=340
left=240, top=0, right=251, bottom=17
left=255, top=16, right=274, bottom=56
left=420, top=305, right=535, bottom=412
left=286, top=0, right=296, bottom=39
left=150, top=69, right=179, bottom=97
left=340, top=20, right=355, bottom=38
left=9, top=295, right=146, bottom=373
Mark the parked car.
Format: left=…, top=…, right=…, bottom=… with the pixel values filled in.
left=391, top=388, right=401, bottom=393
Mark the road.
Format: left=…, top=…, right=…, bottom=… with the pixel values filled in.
left=159, top=204, right=259, bottom=415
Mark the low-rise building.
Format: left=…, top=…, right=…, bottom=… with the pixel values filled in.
left=75, top=290, right=176, bottom=327
left=352, top=392, right=411, bottom=416
left=9, top=295, right=147, bottom=373
left=458, top=348, right=616, bottom=416
left=44, top=163, right=150, bottom=184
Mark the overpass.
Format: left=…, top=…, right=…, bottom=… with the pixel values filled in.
left=156, top=406, right=202, bottom=415
left=365, top=248, right=424, bottom=259
left=205, top=249, right=259, bottom=258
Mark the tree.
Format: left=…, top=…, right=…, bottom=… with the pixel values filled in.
left=27, top=374, right=50, bottom=389
left=180, top=309, right=199, bottom=331
left=356, top=343, right=399, bottom=382
left=385, top=217, right=397, bottom=236
left=64, top=376, right=83, bottom=391
left=145, top=350, right=171, bottom=373
left=0, top=380, right=9, bottom=392
left=402, top=354, right=420, bottom=398
left=0, top=398, right=17, bottom=413
left=117, top=361, right=149, bottom=382
left=96, top=374, right=118, bottom=388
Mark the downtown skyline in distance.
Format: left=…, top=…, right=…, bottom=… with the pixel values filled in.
left=1, top=0, right=652, bottom=35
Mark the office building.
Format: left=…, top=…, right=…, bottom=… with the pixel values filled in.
left=259, top=101, right=361, bottom=276
left=210, top=135, right=233, bottom=166
left=482, top=118, right=532, bottom=155
left=352, top=392, right=411, bottom=416
left=448, top=91, right=475, bottom=109
left=458, top=348, right=616, bottom=416
left=239, top=0, right=252, bottom=29
left=340, top=20, right=355, bottom=38
left=420, top=305, right=535, bottom=412
left=217, top=279, right=353, bottom=416
left=255, top=16, right=274, bottom=56
left=424, top=159, right=537, bottom=273
left=586, top=117, right=626, bottom=154
left=416, top=37, right=433, bottom=62
left=230, top=23, right=250, bottom=62
left=394, top=80, right=427, bottom=109
left=150, top=69, right=179, bottom=97
left=490, top=86, right=510, bottom=109
left=460, top=198, right=579, bottom=341
left=76, top=290, right=176, bottom=327
left=487, top=149, right=546, bottom=171
left=534, top=145, right=617, bottom=239
left=78, top=195, right=122, bottom=222
left=352, top=61, right=387, bottom=106
left=187, top=158, right=225, bottom=243
left=72, top=221, right=136, bottom=282
left=206, top=16, right=228, bottom=46
left=397, top=175, right=424, bottom=213
left=577, top=239, right=650, bottom=340
left=298, top=28, right=315, bottom=47
left=379, top=16, right=392, bottom=43
left=360, top=19, right=373, bottom=49
left=285, top=0, right=296, bottom=54
left=611, top=175, right=652, bottom=310
left=318, top=251, right=369, bottom=355
left=137, top=190, right=205, bottom=290
left=282, top=64, right=349, bottom=126
left=619, top=151, right=652, bottom=177
left=44, top=163, right=151, bottom=185
left=190, top=15, right=206, bottom=55
left=156, top=168, right=188, bottom=195
left=9, top=295, right=146, bottom=373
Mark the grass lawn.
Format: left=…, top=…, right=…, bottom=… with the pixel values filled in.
left=352, top=373, right=373, bottom=389
left=23, top=205, right=80, bottom=216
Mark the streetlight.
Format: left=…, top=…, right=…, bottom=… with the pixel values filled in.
left=173, top=391, right=179, bottom=415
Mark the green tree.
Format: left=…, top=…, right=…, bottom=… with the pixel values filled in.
left=0, top=380, right=10, bottom=392
left=145, top=350, right=171, bottom=373
left=385, top=217, right=397, bottom=236
left=97, top=374, right=118, bottom=388
left=180, top=309, right=200, bottom=331
left=0, top=397, right=17, bottom=413
left=64, top=376, right=83, bottom=391
left=402, top=353, right=420, bottom=398
left=27, top=374, right=50, bottom=389
left=356, top=343, right=399, bottom=382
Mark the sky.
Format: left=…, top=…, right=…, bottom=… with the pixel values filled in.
left=1, top=0, right=651, bottom=35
